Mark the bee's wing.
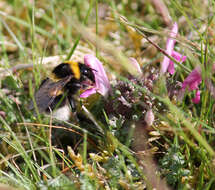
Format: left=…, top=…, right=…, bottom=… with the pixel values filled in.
left=29, top=76, right=72, bottom=112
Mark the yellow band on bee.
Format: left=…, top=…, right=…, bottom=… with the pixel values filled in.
left=66, top=61, right=80, bottom=79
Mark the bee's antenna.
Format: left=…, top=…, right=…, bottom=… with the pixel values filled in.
left=91, top=68, right=97, bottom=72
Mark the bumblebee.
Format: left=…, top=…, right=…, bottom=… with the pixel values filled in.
left=29, top=61, right=95, bottom=116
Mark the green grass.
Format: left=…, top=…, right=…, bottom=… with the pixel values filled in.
left=0, top=0, right=215, bottom=189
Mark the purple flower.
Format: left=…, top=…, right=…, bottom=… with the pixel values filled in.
left=192, top=90, right=201, bottom=104
left=80, top=54, right=110, bottom=98
left=182, top=67, right=202, bottom=90
left=182, top=67, right=202, bottom=104
left=161, top=23, right=186, bottom=74
left=168, top=51, right=187, bottom=74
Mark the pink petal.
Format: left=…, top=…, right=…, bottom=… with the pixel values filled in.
left=84, top=54, right=110, bottom=96
left=129, top=58, right=142, bottom=75
left=189, top=81, right=200, bottom=91
left=160, top=22, right=178, bottom=74
left=167, top=61, right=175, bottom=74
left=192, top=90, right=201, bottom=104
left=181, top=67, right=202, bottom=104
left=168, top=51, right=186, bottom=75
left=172, top=51, right=186, bottom=62
left=80, top=88, right=97, bottom=98
left=182, top=67, right=202, bottom=91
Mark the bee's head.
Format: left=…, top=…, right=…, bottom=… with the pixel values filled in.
left=52, top=61, right=95, bottom=84
left=79, top=63, right=95, bottom=83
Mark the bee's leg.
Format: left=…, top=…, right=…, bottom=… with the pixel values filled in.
left=68, top=93, right=79, bottom=122
left=68, top=94, right=76, bottom=112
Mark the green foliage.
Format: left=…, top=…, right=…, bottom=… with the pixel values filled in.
left=160, top=146, right=190, bottom=187
left=1, top=0, right=215, bottom=189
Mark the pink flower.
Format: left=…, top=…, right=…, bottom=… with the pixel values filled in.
left=168, top=51, right=187, bottom=74
left=161, top=22, right=186, bottom=74
left=192, top=90, right=201, bottom=104
left=182, top=67, right=202, bottom=90
left=80, top=54, right=110, bottom=98
left=182, top=67, right=202, bottom=104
